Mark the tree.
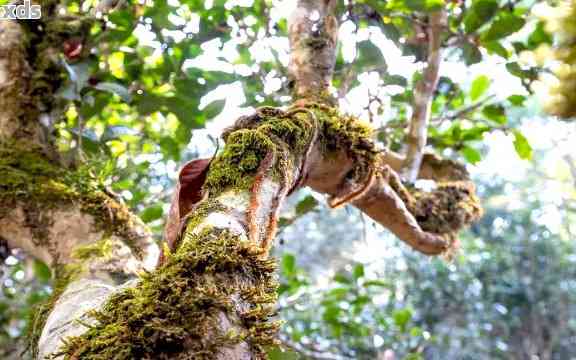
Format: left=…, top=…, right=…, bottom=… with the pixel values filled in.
left=0, top=0, right=569, bottom=358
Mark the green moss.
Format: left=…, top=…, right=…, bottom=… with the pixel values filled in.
left=405, top=181, right=483, bottom=241
left=205, top=112, right=317, bottom=196
left=0, top=141, right=143, bottom=254
left=72, top=238, right=115, bottom=261
left=55, top=227, right=280, bottom=359
left=205, top=104, right=378, bottom=197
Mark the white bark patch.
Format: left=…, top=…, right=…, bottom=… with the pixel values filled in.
left=195, top=212, right=248, bottom=241
left=252, top=179, right=280, bottom=245
left=141, top=241, right=160, bottom=271
left=48, top=207, right=109, bottom=262
left=37, top=279, right=119, bottom=360
left=216, top=190, right=249, bottom=213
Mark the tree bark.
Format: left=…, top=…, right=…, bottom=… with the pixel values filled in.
left=288, top=0, right=339, bottom=104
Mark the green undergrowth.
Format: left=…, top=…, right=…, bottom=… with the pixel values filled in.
left=55, top=226, right=280, bottom=359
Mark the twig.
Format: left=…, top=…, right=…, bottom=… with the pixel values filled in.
left=432, top=94, right=497, bottom=123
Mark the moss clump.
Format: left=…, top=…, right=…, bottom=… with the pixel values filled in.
left=205, top=110, right=316, bottom=196
left=72, top=238, right=115, bottom=260
left=0, top=141, right=144, bottom=254
left=55, top=227, right=280, bottom=359
left=302, top=103, right=379, bottom=182
left=408, top=181, right=482, bottom=236
left=206, top=103, right=379, bottom=198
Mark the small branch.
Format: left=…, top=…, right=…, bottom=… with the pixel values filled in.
left=432, top=94, right=496, bottom=123
left=402, top=10, right=446, bottom=182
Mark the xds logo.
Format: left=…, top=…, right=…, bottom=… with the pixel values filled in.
left=0, top=1, right=41, bottom=20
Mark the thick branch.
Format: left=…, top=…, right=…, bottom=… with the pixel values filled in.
left=402, top=11, right=445, bottom=182
left=288, top=0, right=338, bottom=103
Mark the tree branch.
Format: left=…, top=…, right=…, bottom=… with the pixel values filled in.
left=402, top=10, right=446, bottom=182
left=288, top=0, right=339, bottom=103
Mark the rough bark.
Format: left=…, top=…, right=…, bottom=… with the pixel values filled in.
left=0, top=20, right=41, bottom=142
left=288, top=0, right=339, bottom=103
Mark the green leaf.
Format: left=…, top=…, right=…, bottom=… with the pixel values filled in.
left=482, top=41, right=509, bottom=59
left=322, top=304, right=342, bottom=323
left=507, top=95, right=526, bottom=106
left=352, top=264, right=365, bottom=280
left=527, top=21, right=553, bottom=49
left=481, top=13, right=526, bottom=42
left=463, top=0, right=499, bottom=33
left=159, top=136, right=181, bottom=161
left=140, top=205, right=163, bottom=223
left=462, top=42, right=482, bottom=65
left=363, top=279, right=389, bottom=288
left=295, top=195, right=318, bottom=216
left=333, top=272, right=351, bottom=284
left=462, top=146, right=482, bottom=164
left=506, top=62, right=537, bottom=80
left=470, top=75, right=490, bottom=101
left=281, top=254, right=296, bottom=276
left=33, top=260, right=52, bottom=284
left=355, top=40, right=386, bottom=71
left=482, top=104, right=507, bottom=124
left=393, top=308, right=413, bottom=331
left=404, top=0, right=445, bottom=12
left=202, top=99, right=226, bottom=119
left=512, top=130, right=532, bottom=160
left=94, top=82, right=132, bottom=103
left=385, top=74, right=408, bottom=87
left=328, top=288, right=350, bottom=299
left=107, top=10, right=135, bottom=29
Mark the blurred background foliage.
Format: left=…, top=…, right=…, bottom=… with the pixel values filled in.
left=0, top=0, right=575, bottom=358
